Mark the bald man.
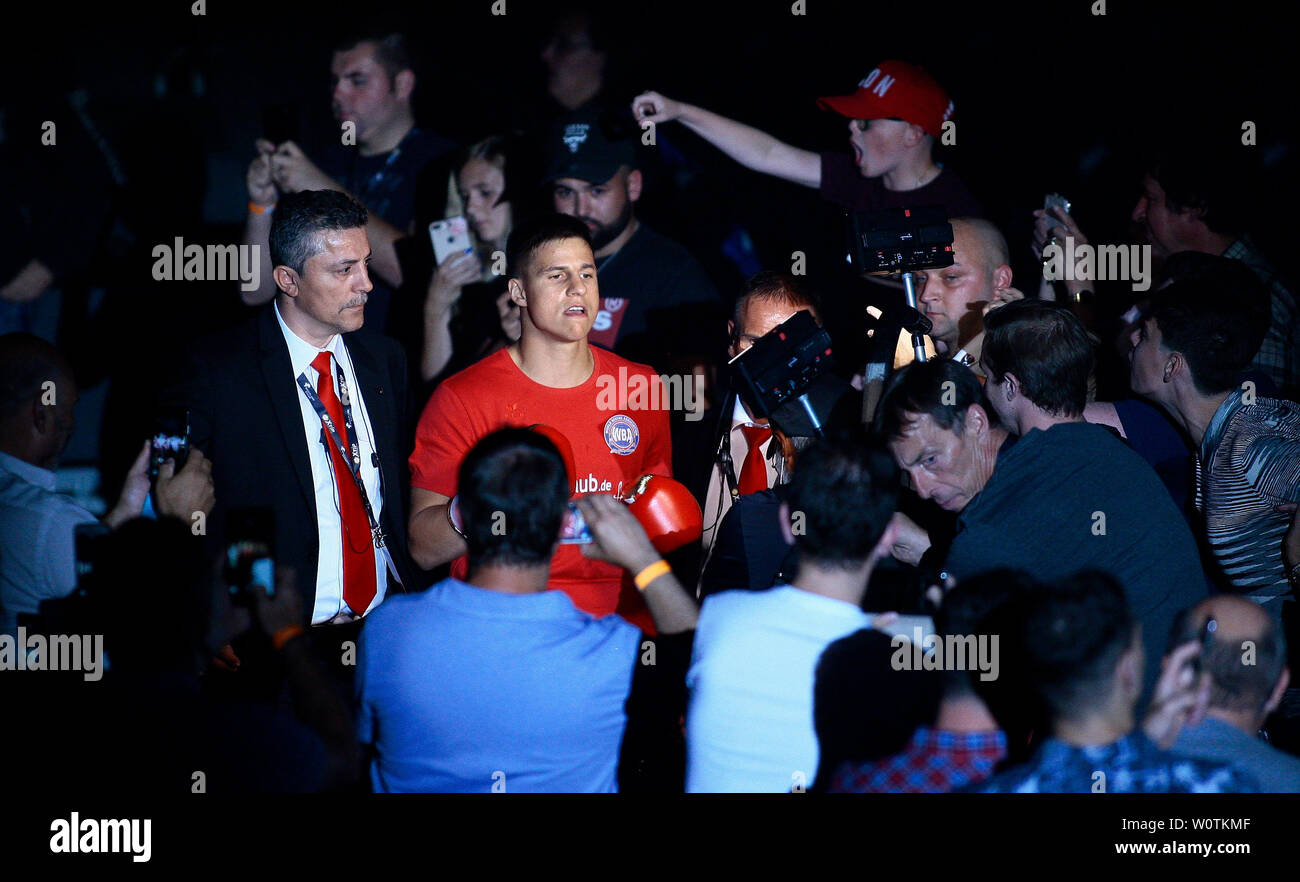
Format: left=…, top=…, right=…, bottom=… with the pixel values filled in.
left=912, top=218, right=1022, bottom=373
left=1169, top=595, right=1300, bottom=791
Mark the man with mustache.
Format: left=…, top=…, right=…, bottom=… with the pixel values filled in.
left=544, top=110, right=722, bottom=373
left=164, top=190, right=416, bottom=689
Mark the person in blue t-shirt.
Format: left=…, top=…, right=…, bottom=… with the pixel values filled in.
left=356, top=427, right=698, bottom=793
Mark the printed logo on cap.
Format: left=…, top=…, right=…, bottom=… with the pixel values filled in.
left=858, top=68, right=895, bottom=97
left=603, top=414, right=639, bottom=455
left=563, top=123, right=590, bottom=154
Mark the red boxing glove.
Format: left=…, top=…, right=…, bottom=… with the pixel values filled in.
left=622, top=475, right=703, bottom=553
left=529, top=424, right=577, bottom=492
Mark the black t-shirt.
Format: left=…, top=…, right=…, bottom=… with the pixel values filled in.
left=819, top=151, right=984, bottom=218
left=620, top=628, right=694, bottom=792
left=317, top=127, right=455, bottom=333
left=944, top=422, right=1208, bottom=701
left=590, top=222, right=725, bottom=372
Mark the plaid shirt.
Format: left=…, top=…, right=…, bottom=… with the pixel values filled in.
left=828, top=727, right=1008, bottom=793
left=1224, top=237, right=1300, bottom=396
left=973, top=731, right=1258, bottom=793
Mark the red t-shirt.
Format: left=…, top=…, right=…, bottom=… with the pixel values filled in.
left=410, top=346, right=673, bottom=632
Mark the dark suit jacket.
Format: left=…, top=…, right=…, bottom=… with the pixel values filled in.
left=162, top=305, right=416, bottom=623
left=699, top=485, right=797, bottom=598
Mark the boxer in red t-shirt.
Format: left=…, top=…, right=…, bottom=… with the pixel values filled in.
left=408, top=213, right=671, bottom=631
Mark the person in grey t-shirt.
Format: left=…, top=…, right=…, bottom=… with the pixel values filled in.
left=1169, top=595, right=1300, bottom=792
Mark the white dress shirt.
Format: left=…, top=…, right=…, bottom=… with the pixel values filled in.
left=0, top=450, right=99, bottom=637
left=699, top=396, right=777, bottom=578
left=274, top=302, right=390, bottom=624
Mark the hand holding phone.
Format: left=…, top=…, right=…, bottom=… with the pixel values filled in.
left=150, top=407, right=191, bottom=480
left=225, top=507, right=276, bottom=607
left=429, top=216, right=475, bottom=265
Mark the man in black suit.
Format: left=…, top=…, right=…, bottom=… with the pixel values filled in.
left=164, top=190, right=413, bottom=686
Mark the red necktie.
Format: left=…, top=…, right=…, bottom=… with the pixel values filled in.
left=737, top=424, right=773, bottom=495
left=311, top=351, right=377, bottom=616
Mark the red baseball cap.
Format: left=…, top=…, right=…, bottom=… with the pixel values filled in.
left=816, top=60, right=954, bottom=138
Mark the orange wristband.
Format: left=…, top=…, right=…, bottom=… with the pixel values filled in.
left=248, top=200, right=276, bottom=215
left=271, top=624, right=306, bottom=651
left=633, top=559, right=672, bottom=591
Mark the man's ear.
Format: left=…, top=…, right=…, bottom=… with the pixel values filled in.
left=273, top=266, right=298, bottom=298
left=1117, top=633, right=1143, bottom=701
left=1163, top=351, right=1182, bottom=384
left=726, top=319, right=738, bottom=357
left=508, top=277, right=527, bottom=308
left=964, top=402, right=989, bottom=437
left=1265, top=666, right=1291, bottom=716
left=393, top=69, right=416, bottom=102
left=778, top=502, right=796, bottom=546
left=1001, top=371, right=1019, bottom=402
left=30, top=397, right=50, bottom=433
left=992, top=263, right=1013, bottom=293
left=625, top=169, right=643, bottom=203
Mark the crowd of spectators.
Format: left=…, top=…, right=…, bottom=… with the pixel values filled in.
left=2, top=6, right=1299, bottom=794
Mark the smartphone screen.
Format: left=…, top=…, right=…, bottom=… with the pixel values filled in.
left=559, top=501, right=593, bottom=545
left=150, top=407, right=191, bottom=480
left=429, top=216, right=474, bottom=265
left=225, top=507, right=276, bottom=600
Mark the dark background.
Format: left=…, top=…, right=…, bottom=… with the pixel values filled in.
left=2, top=0, right=1293, bottom=492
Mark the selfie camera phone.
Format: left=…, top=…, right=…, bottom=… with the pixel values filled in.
left=225, top=507, right=276, bottom=604
left=429, top=216, right=474, bottom=265
left=150, top=408, right=191, bottom=480
left=559, top=501, right=594, bottom=545
left=1043, top=192, right=1072, bottom=224
left=1190, top=617, right=1217, bottom=677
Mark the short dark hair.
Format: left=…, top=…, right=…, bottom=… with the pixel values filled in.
left=936, top=568, right=1034, bottom=698
left=269, top=190, right=369, bottom=276
left=982, top=300, right=1093, bottom=417
left=812, top=627, right=942, bottom=791
left=505, top=211, right=592, bottom=279
left=786, top=430, right=898, bottom=568
left=732, top=271, right=822, bottom=333
left=1144, top=275, right=1268, bottom=395
left=457, top=428, right=570, bottom=568
left=0, top=333, right=72, bottom=421
left=332, top=30, right=414, bottom=83
left=1171, top=607, right=1287, bottom=715
left=1018, top=570, right=1137, bottom=723
left=875, top=357, right=999, bottom=440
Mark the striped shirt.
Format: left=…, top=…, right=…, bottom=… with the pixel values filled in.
left=1224, top=237, right=1300, bottom=396
left=1196, top=387, right=1300, bottom=603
